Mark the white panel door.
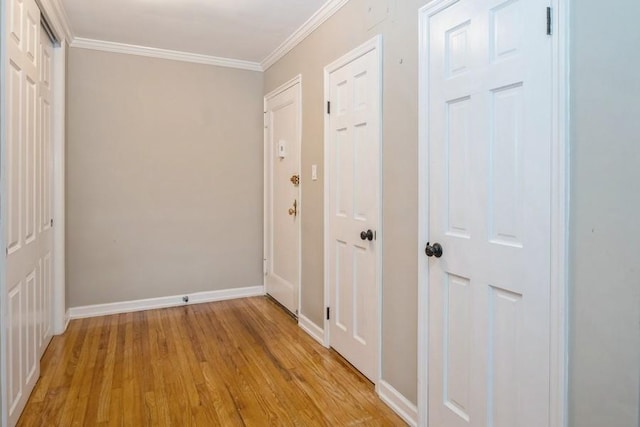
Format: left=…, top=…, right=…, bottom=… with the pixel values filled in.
left=264, top=81, right=301, bottom=315
left=3, top=0, right=48, bottom=424
left=327, top=42, right=380, bottom=382
left=38, top=25, right=54, bottom=357
left=424, top=0, right=553, bottom=426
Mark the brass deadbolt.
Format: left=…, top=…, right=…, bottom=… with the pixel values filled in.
left=288, top=200, right=298, bottom=217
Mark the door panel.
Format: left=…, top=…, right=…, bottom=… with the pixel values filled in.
left=8, top=282, right=23, bottom=415
left=327, top=43, right=380, bottom=382
left=25, top=269, right=37, bottom=384
left=25, top=75, right=37, bottom=245
left=41, top=253, right=52, bottom=351
left=24, top=9, right=38, bottom=65
left=443, top=273, right=471, bottom=424
left=489, top=83, right=524, bottom=247
left=7, top=60, right=23, bottom=255
left=264, top=82, right=301, bottom=315
left=425, top=0, right=552, bottom=426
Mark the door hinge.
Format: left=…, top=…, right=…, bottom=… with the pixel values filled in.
left=263, top=258, right=268, bottom=276
left=326, top=307, right=330, bottom=320
left=327, top=101, right=331, bottom=115
left=546, top=7, right=552, bottom=35
left=51, top=218, right=54, bottom=227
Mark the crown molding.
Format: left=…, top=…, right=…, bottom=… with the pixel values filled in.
left=37, top=0, right=74, bottom=42
left=70, top=38, right=264, bottom=72
left=52, top=0, right=349, bottom=72
left=261, top=0, right=350, bottom=70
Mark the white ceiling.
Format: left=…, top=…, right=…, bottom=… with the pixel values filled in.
left=61, top=0, right=327, bottom=63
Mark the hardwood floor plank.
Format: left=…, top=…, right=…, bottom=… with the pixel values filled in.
left=107, top=387, right=122, bottom=427
left=95, top=315, right=119, bottom=423
left=18, top=297, right=407, bottom=426
left=58, top=317, right=103, bottom=426
left=147, top=309, right=173, bottom=426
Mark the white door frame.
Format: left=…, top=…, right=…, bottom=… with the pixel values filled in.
left=323, top=35, right=383, bottom=388
left=263, top=75, right=303, bottom=316
left=0, top=1, right=7, bottom=422
left=51, top=38, right=66, bottom=335
left=417, top=1, right=569, bottom=426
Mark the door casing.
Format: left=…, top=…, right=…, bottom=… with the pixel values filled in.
left=323, top=35, right=383, bottom=389
left=417, top=0, right=569, bottom=426
left=263, top=74, right=302, bottom=316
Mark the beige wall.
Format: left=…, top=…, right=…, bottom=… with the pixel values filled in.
left=66, top=48, right=264, bottom=308
left=264, top=0, right=427, bottom=403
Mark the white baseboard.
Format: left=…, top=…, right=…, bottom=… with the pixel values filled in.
left=64, top=310, right=71, bottom=331
left=298, top=314, right=326, bottom=346
left=68, top=285, right=265, bottom=319
left=378, top=380, right=418, bottom=427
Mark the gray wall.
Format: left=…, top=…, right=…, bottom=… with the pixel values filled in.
left=66, top=48, right=264, bottom=308
left=264, top=0, right=426, bottom=403
left=569, top=0, right=640, bottom=426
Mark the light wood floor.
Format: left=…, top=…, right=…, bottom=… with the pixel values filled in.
left=18, top=296, right=405, bottom=426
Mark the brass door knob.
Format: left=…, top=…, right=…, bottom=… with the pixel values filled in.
left=290, top=174, right=300, bottom=186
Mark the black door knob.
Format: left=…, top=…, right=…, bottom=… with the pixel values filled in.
left=360, top=230, right=374, bottom=241
left=425, top=242, right=443, bottom=258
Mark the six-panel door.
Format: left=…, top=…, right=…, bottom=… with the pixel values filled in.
left=425, top=0, right=553, bottom=426
left=327, top=45, right=380, bottom=382
left=4, top=0, right=54, bottom=423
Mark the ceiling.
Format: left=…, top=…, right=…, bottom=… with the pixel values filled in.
left=61, top=0, right=327, bottom=63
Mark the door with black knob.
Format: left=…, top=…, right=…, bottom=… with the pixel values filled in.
left=420, top=0, right=555, bottom=425
left=326, top=37, right=381, bottom=383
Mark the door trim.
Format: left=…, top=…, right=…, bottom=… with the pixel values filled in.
left=323, top=35, right=383, bottom=387
left=416, top=1, right=569, bottom=426
left=52, top=40, right=66, bottom=335
left=0, top=0, right=8, bottom=421
left=263, top=74, right=302, bottom=316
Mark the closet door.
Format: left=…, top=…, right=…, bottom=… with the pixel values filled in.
left=4, top=0, right=46, bottom=423
left=37, top=21, right=54, bottom=358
